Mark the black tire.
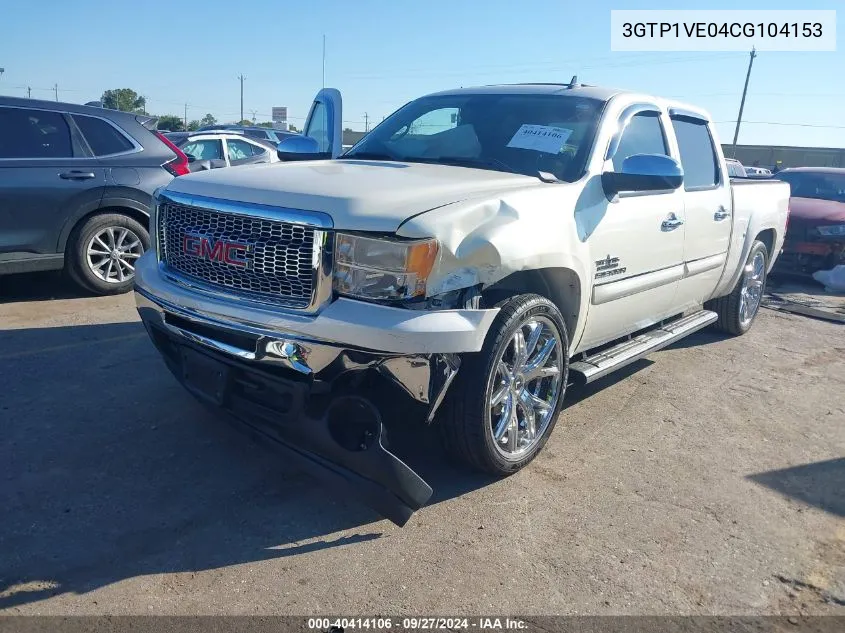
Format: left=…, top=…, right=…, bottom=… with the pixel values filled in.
left=66, top=213, right=150, bottom=296
left=706, top=240, right=769, bottom=336
left=438, top=293, right=570, bottom=475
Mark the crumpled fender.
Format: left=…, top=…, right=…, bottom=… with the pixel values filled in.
left=396, top=184, right=593, bottom=346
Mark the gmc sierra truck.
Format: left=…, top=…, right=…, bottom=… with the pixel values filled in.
left=134, top=82, right=790, bottom=525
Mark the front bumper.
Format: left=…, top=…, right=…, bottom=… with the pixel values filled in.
left=134, top=255, right=498, bottom=525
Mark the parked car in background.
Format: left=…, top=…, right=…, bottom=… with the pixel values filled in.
left=773, top=167, right=845, bottom=276
left=0, top=96, right=189, bottom=294
left=164, top=131, right=279, bottom=172
left=745, top=166, right=772, bottom=178
left=135, top=83, right=789, bottom=524
left=196, top=124, right=296, bottom=144
left=726, top=158, right=747, bottom=178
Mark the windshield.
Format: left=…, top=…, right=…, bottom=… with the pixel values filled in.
left=775, top=171, right=845, bottom=202
left=342, top=93, right=604, bottom=182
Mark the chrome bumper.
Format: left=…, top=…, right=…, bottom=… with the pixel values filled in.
left=135, top=288, right=459, bottom=421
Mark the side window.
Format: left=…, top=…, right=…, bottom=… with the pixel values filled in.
left=401, top=108, right=459, bottom=137
left=612, top=112, right=668, bottom=170
left=181, top=139, right=223, bottom=160
left=227, top=139, right=256, bottom=161
left=304, top=101, right=329, bottom=152
left=0, top=107, right=73, bottom=158
left=73, top=115, right=134, bottom=156
left=248, top=142, right=268, bottom=157
left=671, top=117, right=720, bottom=189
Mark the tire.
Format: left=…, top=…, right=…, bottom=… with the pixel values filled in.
left=66, top=213, right=150, bottom=296
left=438, top=294, right=570, bottom=475
left=706, top=240, right=769, bottom=336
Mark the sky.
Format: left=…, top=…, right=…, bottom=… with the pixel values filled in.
left=1, top=0, right=842, bottom=147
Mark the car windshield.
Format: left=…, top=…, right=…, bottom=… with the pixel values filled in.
left=775, top=171, right=845, bottom=202
left=342, top=93, right=604, bottom=182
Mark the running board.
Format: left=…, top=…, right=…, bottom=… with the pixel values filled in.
left=569, top=310, right=718, bottom=385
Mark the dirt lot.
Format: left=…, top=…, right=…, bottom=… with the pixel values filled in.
left=1, top=272, right=843, bottom=616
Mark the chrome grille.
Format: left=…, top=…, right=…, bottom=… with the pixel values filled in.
left=158, top=202, right=317, bottom=307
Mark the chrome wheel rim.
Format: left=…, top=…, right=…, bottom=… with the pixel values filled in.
left=86, top=227, right=144, bottom=284
left=739, top=251, right=766, bottom=327
left=488, top=315, right=564, bottom=459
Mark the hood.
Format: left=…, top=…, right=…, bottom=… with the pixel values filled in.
left=167, top=159, right=539, bottom=232
left=789, top=196, right=845, bottom=223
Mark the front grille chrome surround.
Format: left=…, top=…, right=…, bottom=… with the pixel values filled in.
left=154, top=190, right=333, bottom=313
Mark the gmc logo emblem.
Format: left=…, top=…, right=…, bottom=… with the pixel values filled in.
left=182, top=234, right=251, bottom=268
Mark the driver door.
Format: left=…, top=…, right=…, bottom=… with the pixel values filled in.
left=303, top=88, right=344, bottom=158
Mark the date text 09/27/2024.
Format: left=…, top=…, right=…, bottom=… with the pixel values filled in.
left=307, top=617, right=528, bottom=631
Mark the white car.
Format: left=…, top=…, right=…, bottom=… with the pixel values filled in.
left=136, top=83, right=789, bottom=525
left=164, top=131, right=279, bottom=172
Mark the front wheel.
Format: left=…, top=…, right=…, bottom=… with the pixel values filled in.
left=707, top=239, right=769, bottom=335
left=438, top=294, right=569, bottom=475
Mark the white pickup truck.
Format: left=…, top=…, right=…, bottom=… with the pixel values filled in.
left=135, top=82, right=789, bottom=525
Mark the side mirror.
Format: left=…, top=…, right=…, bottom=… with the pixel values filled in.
left=602, top=154, right=684, bottom=197
left=276, top=135, right=329, bottom=161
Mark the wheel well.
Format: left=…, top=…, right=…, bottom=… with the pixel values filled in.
left=756, top=228, right=775, bottom=258
left=481, top=268, right=581, bottom=337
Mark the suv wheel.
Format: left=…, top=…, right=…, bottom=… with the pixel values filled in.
left=67, top=213, right=149, bottom=295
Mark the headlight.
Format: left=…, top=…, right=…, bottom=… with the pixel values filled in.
left=333, top=233, right=439, bottom=300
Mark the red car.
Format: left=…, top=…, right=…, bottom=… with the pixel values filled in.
left=773, top=167, right=845, bottom=275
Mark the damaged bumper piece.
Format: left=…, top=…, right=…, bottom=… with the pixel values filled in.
left=134, top=258, right=499, bottom=525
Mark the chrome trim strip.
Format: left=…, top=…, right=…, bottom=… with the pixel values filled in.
left=157, top=190, right=334, bottom=228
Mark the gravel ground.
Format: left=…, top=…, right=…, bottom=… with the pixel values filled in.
left=1, top=272, right=843, bottom=616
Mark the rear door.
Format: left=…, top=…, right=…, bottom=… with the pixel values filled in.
left=303, top=88, right=343, bottom=158
left=670, top=113, right=733, bottom=308
left=0, top=105, right=105, bottom=255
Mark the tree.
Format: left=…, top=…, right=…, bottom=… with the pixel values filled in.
left=199, top=113, right=217, bottom=127
left=101, top=88, right=146, bottom=113
left=156, top=115, right=184, bottom=132
left=187, top=120, right=201, bottom=131
left=256, top=121, right=274, bottom=128
left=237, top=119, right=252, bottom=126
left=289, top=124, right=299, bottom=133
left=344, top=127, right=353, bottom=132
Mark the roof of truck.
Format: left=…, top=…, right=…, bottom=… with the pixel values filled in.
left=427, top=83, right=624, bottom=101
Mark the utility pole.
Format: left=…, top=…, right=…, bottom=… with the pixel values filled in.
left=27, top=86, right=31, bottom=98
left=364, top=112, right=369, bottom=132
left=238, top=74, right=245, bottom=122
left=250, top=109, right=257, bottom=124
left=731, top=47, right=757, bottom=155
left=53, top=83, right=58, bottom=101
left=184, top=103, right=188, bottom=131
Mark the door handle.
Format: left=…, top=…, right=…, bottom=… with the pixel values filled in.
left=59, top=171, right=96, bottom=180
left=661, top=213, right=684, bottom=231
left=714, top=207, right=730, bottom=221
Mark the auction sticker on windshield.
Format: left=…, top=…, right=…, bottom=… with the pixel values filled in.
left=507, top=125, right=573, bottom=154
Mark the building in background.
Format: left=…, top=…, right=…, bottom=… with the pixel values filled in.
left=723, top=144, right=845, bottom=170
left=271, top=106, right=288, bottom=131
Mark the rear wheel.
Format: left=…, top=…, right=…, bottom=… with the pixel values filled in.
left=439, top=294, right=569, bottom=475
left=67, top=213, right=149, bottom=295
left=707, top=240, right=768, bottom=335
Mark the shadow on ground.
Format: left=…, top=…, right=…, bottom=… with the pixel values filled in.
left=0, top=271, right=86, bottom=304
left=748, top=458, right=845, bottom=518
left=0, top=296, right=653, bottom=610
